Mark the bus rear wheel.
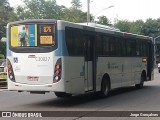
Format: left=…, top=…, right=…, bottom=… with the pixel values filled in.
left=54, top=92, right=72, bottom=98
left=100, top=76, right=110, bottom=98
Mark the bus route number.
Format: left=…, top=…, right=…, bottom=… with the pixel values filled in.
left=35, top=57, right=50, bottom=61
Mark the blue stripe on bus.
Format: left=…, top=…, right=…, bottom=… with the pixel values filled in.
left=7, top=49, right=11, bottom=56
left=7, top=28, right=11, bottom=56
left=55, top=30, right=69, bottom=56
left=29, top=24, right=35, bottom=46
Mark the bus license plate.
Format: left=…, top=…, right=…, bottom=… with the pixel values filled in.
left=27, top=76, right=39, bottom=81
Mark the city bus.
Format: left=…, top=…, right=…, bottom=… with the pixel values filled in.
left=7, top=19, right=154, bottom=97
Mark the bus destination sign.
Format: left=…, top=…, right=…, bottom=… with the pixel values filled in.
left=40, top=36, right=53, bottom=45
left=39, top=25, right=53, bottom=34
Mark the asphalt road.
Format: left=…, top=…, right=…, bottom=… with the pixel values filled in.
left=0, top=69, right=160, bottom=120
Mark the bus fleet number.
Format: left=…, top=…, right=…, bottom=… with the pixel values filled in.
left=35, top=57, right=50, bottom=61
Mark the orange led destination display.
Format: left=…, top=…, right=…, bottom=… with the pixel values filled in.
left=40, top=36, right=54, bottom=45
left=40, top=25, right=53, bottom=34
left=43, top=26, right=51, bottom=33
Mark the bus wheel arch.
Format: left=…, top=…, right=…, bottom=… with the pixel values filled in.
left=100, top=73, right=111, bottom=98
left=135, top=70, right=146, bottom=89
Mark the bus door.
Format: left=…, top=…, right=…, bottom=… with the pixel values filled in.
left=84, top=35, right=96, bottom=91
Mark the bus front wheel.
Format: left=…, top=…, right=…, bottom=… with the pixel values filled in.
left=100, top=76, right=110, bottom=98
left=135, top=72, right=145, bottom=89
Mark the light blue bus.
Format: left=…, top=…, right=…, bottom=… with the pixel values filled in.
left=7, top=19, right=154, bottom=97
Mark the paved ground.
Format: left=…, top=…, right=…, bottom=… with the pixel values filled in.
left=0, top=69, right=160, bottom=120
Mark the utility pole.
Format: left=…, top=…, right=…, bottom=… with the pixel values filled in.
left=87, top=0, right=90, bottom=24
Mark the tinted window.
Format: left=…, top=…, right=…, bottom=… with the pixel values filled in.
left=65, top=27, right=84, bottom=56
left=136, top=39, right=142, bottom=56
left=115, top=37, right=123, bottom=56
left=126, top=39, right=136, bottom=56
left=97, top=35, right=123, bottom=57
left=142, top=41, right=149, bottom=56
left=96, top=34, right=103, bottom=56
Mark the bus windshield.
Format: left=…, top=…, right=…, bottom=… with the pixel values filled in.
left=10, top=24, right=56, bottom=47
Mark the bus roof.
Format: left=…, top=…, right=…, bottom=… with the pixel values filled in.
left=77, top=22, right=120, bottom=32
left=77, top=22, right=152, bottom=41
left=7, top=19, right=153, bottom=41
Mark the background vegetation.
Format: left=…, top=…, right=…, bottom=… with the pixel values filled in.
left=1, top=0, right=160, bottom=37
left=1, top=0, right=160, bottom=57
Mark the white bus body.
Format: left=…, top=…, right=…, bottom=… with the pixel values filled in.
left=7, top=19, right=154, bottom=97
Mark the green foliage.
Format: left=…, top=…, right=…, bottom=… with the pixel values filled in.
left=114, top=20, right=131, bottom=32
left=0, top=0, right=17, bottom=39
left=114, top=18, right=160, bottom=37
left=0, top=41, right=6, bottom=58
left=1, top=0, right=160, bottom=58
left=96, top=16, right=111, bottom=25
left=15, top=0, right=86, bottom=23
left=16, top=0, right=65, bottom=19
left=1, top=0, right=160, bottom=39
left=63, top=7, right=87, bottom=22
left=142, top=18, right=160, bottom=37
left=114, top=20, right=145, bottom=35
left=71, top=0, right=82, bottom=9
left=129, top=20, right=144, bottom=35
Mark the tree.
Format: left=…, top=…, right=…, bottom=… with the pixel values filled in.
left=96, top=16, right=111, bottom=25
left=0, top=0, right=16, bottom=39
left=63, top=7, right=87, bottom=22
left=62, top=0, right=87, bottom=23
left=142, top=18, right=160, bottom=37
left=114, top=19, right=145, bottom=35
left=0, top=41, right=6, bottom=58
left=16, top=0, right=65, bottom=19
left=13, top=0, right=160, bottom=38
left=114, top=20, right=131, bottom=32
left=16, top=0, right=88, bottom=23
left=129, top=20, right=144, bottom=35
left=71, top=0, right=82, bottom=9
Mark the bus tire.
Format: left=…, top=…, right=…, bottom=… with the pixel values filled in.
left=159, top=70, right=160, bottom=73
left=100, top=76, right=110, bottom=98
left=135, top=72, right=145, bottom=89
left=54, top=92, right=72, bottom=98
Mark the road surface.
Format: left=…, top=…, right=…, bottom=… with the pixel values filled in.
left=0, top=69, right=160, bottom=120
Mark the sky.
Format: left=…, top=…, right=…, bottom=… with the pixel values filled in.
left=8, top=0, right=160, bottom=23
